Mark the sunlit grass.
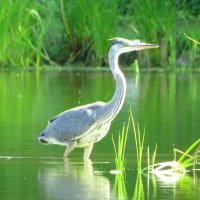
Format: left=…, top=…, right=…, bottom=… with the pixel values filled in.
left=112, top=118, right=130, bottom=173
left=112, top=118, right=129, bottom=199
left=184, top=33, right=200, bottom=45
left=1, top=1, right=200, bottom=68
left=130, top=112, right=145, bottom=171
left=113, top=171, right=128, bottom=200
left=133, top=173, right=144, bottom=200
left=112, top=112, right=200, bottom=199
left=175, top=138, right=200, bottom=169
left=113, top=111, right=200, bottom=182
left=0, top=0, right=55, bottom=67
left=130, top=0, right=176, bottom=67
left=143, top=136, right=200, bottom=179
left=62, top=0, right=118, bottom=65
left=112, top=111, right=145, bottom=172
left=112, top=111, right=145, bottom=171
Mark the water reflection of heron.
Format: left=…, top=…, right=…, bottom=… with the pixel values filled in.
left=38, top=38, right=158, bottom=159
left=38, top=160, right=113, bottom=199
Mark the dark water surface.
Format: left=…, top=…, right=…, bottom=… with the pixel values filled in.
left=0, top=69, right=200, bottom=199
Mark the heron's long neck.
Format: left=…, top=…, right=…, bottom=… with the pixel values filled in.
left=103, top=48, right=126, bottom=121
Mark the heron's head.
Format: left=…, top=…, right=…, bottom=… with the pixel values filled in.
left=38, top=132, right=48, bottom=144
left=38, top=131, right=63, bottom=145
left=109, top=37, right=158, bottom=54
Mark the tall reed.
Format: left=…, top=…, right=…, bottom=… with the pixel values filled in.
left=130, top=112, right=145, bottom=171
left=130, top=0, right=176, bottom=67
left=1, top=1, right=30, bottom=66
left=112, top=119, right=130, bottom=172
left=61, top=0, right=119, bottom=65
left=1, top=0, right=199, bottom=68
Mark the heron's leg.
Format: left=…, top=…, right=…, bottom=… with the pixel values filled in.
left=63, top=140, right=77, bottom=159
left=84, top=159, right=93, bottom=176
left=84, top=144, right=93, bottom=160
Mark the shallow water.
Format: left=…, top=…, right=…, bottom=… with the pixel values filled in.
left=0, top=69, right=200, bottom=199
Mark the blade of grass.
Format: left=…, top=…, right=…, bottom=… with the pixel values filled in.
left=130, top=111, right=145, bottom=171
left=178, top=138, right=200, bottom=164
left=112, top=117, right=130, bottom=171
left=184, top=33, right=200, bottom=45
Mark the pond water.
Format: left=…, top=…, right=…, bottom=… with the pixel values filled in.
left=0, top=69, right=200, bottom=199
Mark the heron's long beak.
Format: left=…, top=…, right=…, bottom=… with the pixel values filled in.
left=133, top=43, right=159, bottom=50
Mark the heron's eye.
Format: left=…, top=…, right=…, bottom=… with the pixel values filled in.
left=123, top=42, right=129, bottom=47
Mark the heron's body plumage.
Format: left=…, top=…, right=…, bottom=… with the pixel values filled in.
left=38, top=38, right=158, bottom=159
left=41, top=101, right=111, bottom=146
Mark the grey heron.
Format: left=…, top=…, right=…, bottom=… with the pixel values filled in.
left=38, top=38, right=158, bottom=160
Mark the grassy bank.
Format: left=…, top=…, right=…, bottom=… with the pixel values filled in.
left=0, top=0, right=200, bottom=68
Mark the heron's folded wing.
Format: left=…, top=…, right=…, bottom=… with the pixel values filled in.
left=48, top=102, right=105, bottom=140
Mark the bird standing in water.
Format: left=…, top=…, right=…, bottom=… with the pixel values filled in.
left=38, top=38, right=158, bottom=160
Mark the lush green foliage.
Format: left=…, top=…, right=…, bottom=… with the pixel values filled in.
left=0, top=1, right=51, bottom=67
left=0, top=0, right=200, bottom=68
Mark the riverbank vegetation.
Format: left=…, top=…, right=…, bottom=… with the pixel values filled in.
left=0, top=0, right=200, bottom=68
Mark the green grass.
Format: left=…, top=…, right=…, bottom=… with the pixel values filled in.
left=113, top=111, right=200, bottom=181
left=185, top=33, right=200, bottom=45
left=133, top=173, right=144, bottom=200
left=130, top=112, right=145, bottom=171
left=112, top=112, right=200, bottom=199
left=175, top=138, right=200, bottom=169
left=113, top=169, right=128, bottom=200
left=112, top=118, right=130, bottom=173
left=112, top=118, right=129, bottom=199
left=61, top=0, right=118, bottom=65
left=129, top=0, right=176, bottom=67
left=112, top=111, right=145, bottom=172
left=143, top=136, right=200, bottom=179
left=1, top=1, right=200, bottom=68
left=0, top=0, right=55, bottom=67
